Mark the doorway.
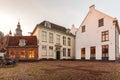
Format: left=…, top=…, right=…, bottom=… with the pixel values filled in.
left=56, top=51, right=60, bottom=59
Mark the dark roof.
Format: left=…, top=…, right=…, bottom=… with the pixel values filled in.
left=7, top=36, right=37, bottom=47
left=39, top=21, right=67, bottom=32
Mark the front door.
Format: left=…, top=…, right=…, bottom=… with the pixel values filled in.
left=56, top=51, right=60, bottom=59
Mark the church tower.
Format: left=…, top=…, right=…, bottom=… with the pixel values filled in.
left=15, top=22, right=22, bottom=36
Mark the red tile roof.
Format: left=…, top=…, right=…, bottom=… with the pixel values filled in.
left=7, top=36, right=38, bottom=47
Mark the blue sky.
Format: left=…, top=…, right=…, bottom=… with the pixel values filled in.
left=0, top=0, right=120, bottom=35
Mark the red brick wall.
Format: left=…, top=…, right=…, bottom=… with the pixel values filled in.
left=7, top=47, right=38, bottom=60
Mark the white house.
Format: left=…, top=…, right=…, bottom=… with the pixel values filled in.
left=32, top=21, right=75, bottom=60
left=76, top=5, right=120, bottom=61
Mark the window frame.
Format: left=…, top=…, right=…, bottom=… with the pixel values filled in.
left=68, top=38, right=71, bottom=46
left=42, top=31, right=47, bottom=42
left=42, top=45, right=47, bottom=56
left=63, top=36, right=66, bottom=45
left=68, top=49, right=71, bottom=57
left=29, top=50, right=35, bottom=58
left=49, top=46, right=54, bottom=56
left=90, top=46, right=96, bottom=57
left=98, top=18, right=104, bottom=27
left=49, top=33, right=53, bottom=43
left=20, top=50, right=26, bottom=58
left=101, top=31, right=109, bottom=42
left=63, top=48, right=66, bottom=57
left=82, top=25, right=86, bottom=32
left=102, top=45, right=109, bottom=57
left=56, top=34, right=60, bottom=44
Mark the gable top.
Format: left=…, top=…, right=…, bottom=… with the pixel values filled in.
left=79, top=5, right=120, bottom=34
left=7, top=36, right=37, bottom=46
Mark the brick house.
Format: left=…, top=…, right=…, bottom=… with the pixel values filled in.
left=0, top=36, right=38, bottom=61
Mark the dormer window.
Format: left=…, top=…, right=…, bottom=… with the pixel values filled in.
left=82, top=25, right=85, bottom=32
left=44, top=21, right=51, bottom=28
left=66, top=29, right=70, bottom=34
left=19, top=39, right=26, bottom=46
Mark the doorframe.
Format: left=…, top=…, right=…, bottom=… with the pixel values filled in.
left=56, top=51, right=60, bottom=59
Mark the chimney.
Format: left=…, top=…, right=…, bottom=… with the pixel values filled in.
left=89, top=5, right=95, bottom=11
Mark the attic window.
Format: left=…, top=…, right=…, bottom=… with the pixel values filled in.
left=45, top=21, right=51, bottom=28
left=82, top=25, right=85, bottom=32
left=19, top=39, right=26, bottom=46
left=98, top=18, right=104, bottom=27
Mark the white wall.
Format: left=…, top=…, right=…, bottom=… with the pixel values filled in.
left=76, top=6, right=118, bottom=60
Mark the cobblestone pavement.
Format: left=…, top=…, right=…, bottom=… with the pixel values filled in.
left=0, top=61, right=119, bottom=80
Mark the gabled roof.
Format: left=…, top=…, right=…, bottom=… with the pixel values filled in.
left=7, top=36, right=38, bottom=47
left=79, top=5, right=120, bottom=34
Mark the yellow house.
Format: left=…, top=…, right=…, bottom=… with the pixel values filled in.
left=32, top=21, right=75, bottom=60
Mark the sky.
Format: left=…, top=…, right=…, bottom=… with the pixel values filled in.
left=0, top=0, right=120, bottom=35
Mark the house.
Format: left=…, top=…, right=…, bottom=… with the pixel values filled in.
left=32, top=21, right=75, bottom=60
left=76, top=5, right=120, bottom=61
left=0, top=36, right=38, bottom=61
left=0, top=22, right=38, bottom=61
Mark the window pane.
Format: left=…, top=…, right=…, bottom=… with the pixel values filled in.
left=68, top=38, right=71, bottom=46
left=42, top=31, right=47, bottom=42
left=99, top=18, right=104, bottom=27
left=102, top=45, right=109, bottom=57
left=29, top=50, right=34, bottom=58
left=49, top=33, right=53, bottom=43
left=20, top=50, right=25, bottom=58
left=68, top=49, right=71, bottom=57
left=10, top=49, right=15, bottom=58
left=82, top=25, right=85, bottom=32
left=42, top=45, right=47, bottom=56
left=49, top=46, right=53, bottom=56
left=63, top=48, right=66, bottom=56
left=56, top=34, right=60, bottom=44
left=102, top=31, right=109, bottom=41
left=81, top=48, right=85, bottom=57
left=63, top=36, right=66, bottom=45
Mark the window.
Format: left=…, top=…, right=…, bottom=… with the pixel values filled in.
left=56, top=34, right=60, bottom=44
left=102, top=45, right=109, bottom=57
left=68, top=38, right=71, bottom=46
left=102, top=31, right=109, bottom=42
left=66, top=29, right=70, bottom=34
left=68, top=49, right=71, bottom=57
left=49, top=33, right=53, bottom=43
left=49, top=46, right=53, bottom=56
left=20, top=50, right=25, bottom=58
left=42, top=45, right=47, bottom=56
left=98, top=18, right=104, bottom=27
left=42, top=31, right=47, bottom=42
left=63, top=36, right=66, bottom=45
left=29, top=50, right=34, bottom=58
left=81, top=48, right=85, bottom=57
left=82, top=25, right=85, bottom=32
left=10, top=49, right=15, bottom=58
left=90, top=47, right=95, bottom=57
left=63, top=48, right=66, bottom=56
